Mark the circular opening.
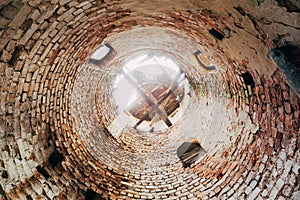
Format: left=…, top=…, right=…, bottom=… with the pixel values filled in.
left=127, top=83, right=180, bottom=121
left=112, top=52, right=190, bottom=132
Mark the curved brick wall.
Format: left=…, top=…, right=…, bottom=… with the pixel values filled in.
left=0, top=0, right=299, bottom=199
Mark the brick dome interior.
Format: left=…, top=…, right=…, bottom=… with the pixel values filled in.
left=0, top=0, right=300, bottom=199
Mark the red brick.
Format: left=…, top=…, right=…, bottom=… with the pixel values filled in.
left=294, top=110, right=299, bottom=122
left=277, top=90, right=283, bottom=106
left=272, top=76, right=279, bottom=84
left=271, top=114, right=276, bottom=128
left=257, top=105, right=262, bottom=122
left=284, top=102, right=291, bottom=114
left=259, top=86, right=264, bottom=94
left=275, top=132, right=282, bottom=149
left=262, top=103, right=266, bottom=112
left=278, top=107, right=284, bottom=122
left=265, top=86, right=271, bottom=103
left=272, top=97, right=277, bottom=108
left=280, top=81, right=288, bottom=90
left=285, top=114, right=292, bottom=129
left=270, top=87, right=276, bottom=98
left=266, top=118, right=272, bottom=135
left=271, top=128, right=277, bottom=138
left=255, top=86, right=260, bottom=97
left=282, top=91, right=289, bottom=101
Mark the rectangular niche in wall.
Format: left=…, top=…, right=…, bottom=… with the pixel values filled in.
left=190, top=50, right=218, bottom=74
left=89, top=43, right=114, bottom=66
left=177, top=138, right=206, bottom=168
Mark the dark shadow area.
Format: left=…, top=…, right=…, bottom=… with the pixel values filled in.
left=20, top=19, right=33, bottom=31
left=1, top=171, right=8, bottom=179
left=36, top=166, right=50, bottom=179
left=241, top=72, right=255, bottom=87
left=209, top=28, right=224, bottom=40
left=276, top=0, right=300, bottom=13
left=268, top=45, right=300, bottom=97
left=276, top=46, right=300, bottom=66
left=85, top=189, right=104, bottom=200
left=233, top=6, right=246, bottom=16
left=49, top=151, right=64, bottom=168
left=8, top=45, right=24, bottom=66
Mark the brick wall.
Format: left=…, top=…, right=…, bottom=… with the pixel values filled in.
left=0, top=0, right=299, bottom=199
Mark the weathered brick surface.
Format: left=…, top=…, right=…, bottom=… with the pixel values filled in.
left=0, top=0, right=299, bottom=199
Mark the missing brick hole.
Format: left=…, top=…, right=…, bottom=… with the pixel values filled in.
left=20, top=19, right=33, bottom=31
left=64, top=4, right=70, bottom=9
left=217, top=172, right=224, bottom=180
left=241, top=72, right=255, bottom=87
left=177, top=138, right=206, bottom=168
left=85, top=189, right=104, bottom=200
left=36, top=166, right=50, bottom=179
left=209, top=28, right=225, bottom=40
left=49, top=151, right=64, bottom=167
left=121, top=178, right=128, bottom=183
left=1, top=170, right=8, bottom=179
left=8, top=45, right=24, bottom=66
left=268, top=46, right=300, bottom=98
